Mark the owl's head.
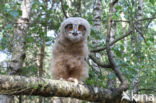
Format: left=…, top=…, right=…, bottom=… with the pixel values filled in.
left=60, top=17, right=90, bottom=42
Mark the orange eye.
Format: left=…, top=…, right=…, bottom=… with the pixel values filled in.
left=78, top=25, right=84, bottom=31
left=68, top=26, right=73, bottom=31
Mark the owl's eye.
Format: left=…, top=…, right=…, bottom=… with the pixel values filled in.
left=78, top=25, right=85, bottom=31
left=68, top=26, right=73, bottom=31
left=67, top=24, right=73, bottom=31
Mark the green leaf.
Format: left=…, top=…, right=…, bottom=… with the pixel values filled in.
left=108, top=73, right=115, bottom=79
left=115, top=5, right=122, bottom=10
left=26, top=37, right=34, bottom=43
left=150, top=0, right=155, bottom=5
left=8, top=10, right=20, bottom=18
left=90, top=27, right=102, bottom=39
left=6, top=24, right=12, bottom=29
left=120, top=45, right=124, bottom=51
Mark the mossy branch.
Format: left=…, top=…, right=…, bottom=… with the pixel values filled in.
left=0, top=75, right=124, bottom=103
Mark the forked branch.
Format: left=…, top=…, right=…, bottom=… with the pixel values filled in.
left=91, top=29, right=133, bottom=52
left=89, top=53, right=111, bottom=68
left=105, top=0, right=129, bottom=92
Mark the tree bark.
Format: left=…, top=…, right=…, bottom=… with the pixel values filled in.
left=132, top=0, right=143, bottom=94
left=0, top=75, right=121, bottom=103
left=90, top=0, right=103, bottom=75
left=105, top=0, right=129, bottom=92
left=0, top=0, right=34, bottom=103
left=93, top=0, right=102, bottom=31
left=107, top=0, right=117, bottom=89
left=0, top=75, right=155, bottom=103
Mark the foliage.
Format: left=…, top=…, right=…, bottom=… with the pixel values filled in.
left=0, top=0, right=156, bottom=102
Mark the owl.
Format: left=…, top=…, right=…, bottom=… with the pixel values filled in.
left=51, top=17, right=90, bottom=84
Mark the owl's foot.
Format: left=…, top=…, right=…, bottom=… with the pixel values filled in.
left=59, top=78, right=65, bottom=81
left=67, top=77, right=83, bottom=85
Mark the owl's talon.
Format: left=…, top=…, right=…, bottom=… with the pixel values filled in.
left=59, top=78, right=64, bottom=81
left=79, top=81, right=83, bottom=85
left=67, top=77, right=80, bottom=85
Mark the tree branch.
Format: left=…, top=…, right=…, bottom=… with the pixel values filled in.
left=0, top=75, right=155, bottom=103
left=138, top=88, right=156, bottom=92
left=105, top=0, right=129, bottom=92
left=89, top=17, right=156, bottom=22
left=0, top=75, right=124, bottom=103
left=89, top=53, right=111, bottom=68
left=134, top=25, right=147, bottom=45
left=60, top=0, right=68, bottom=18
left=91, top=29, right=133, bottom=52
left=90, top=16, right=156, bottom=53
left=137, top=17, right=156, bottom=21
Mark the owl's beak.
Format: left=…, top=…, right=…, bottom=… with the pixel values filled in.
left=72, top=32, right=78, bottom=36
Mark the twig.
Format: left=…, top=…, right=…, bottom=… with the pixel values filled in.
left=89, top=17, right=156, bottom=22
left=50, top=0, right=55, bottom=10
left=89, top=53, right=111, bottom=68
left=60, top=0, right=68, bottom=18
left=112, top=20, right=130, bottom=23
left=137, top=17, right=156, bottom=21
left=138, top=88, right=156, bottom=92
left=134, top=25, right=147, bottom=45
left=91, top=29, right=133, bottom=52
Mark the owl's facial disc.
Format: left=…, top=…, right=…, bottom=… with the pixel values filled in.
left=65, top=24, right=86, bottom=42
